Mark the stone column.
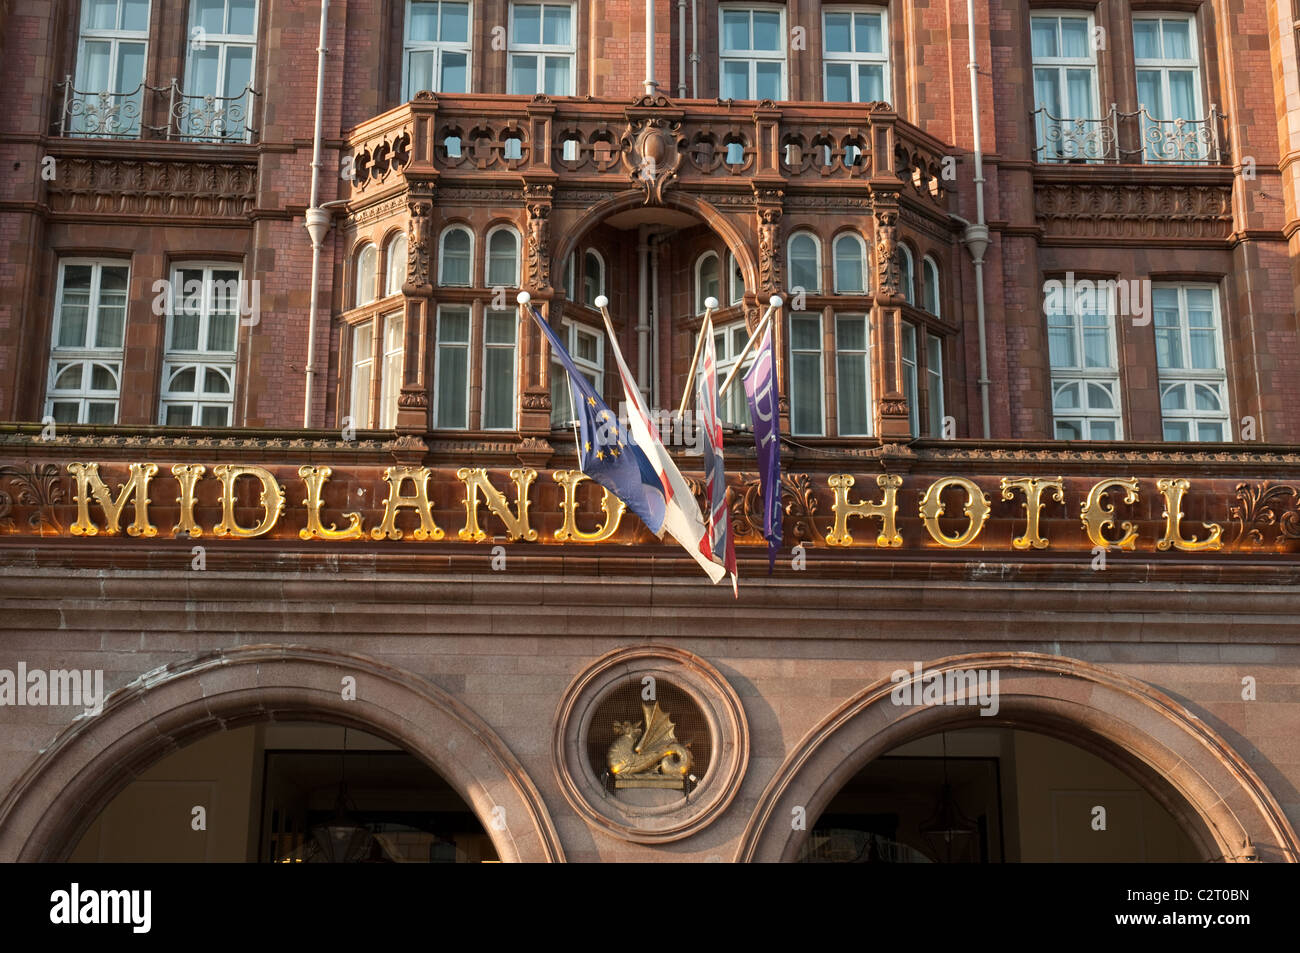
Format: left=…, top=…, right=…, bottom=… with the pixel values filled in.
left=754, top=183, right=790, bottom=432
left=872, top=195, right=911, bottom=439
left=396, top=181, right=434, bottom=437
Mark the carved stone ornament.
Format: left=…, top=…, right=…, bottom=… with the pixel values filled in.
left=526, top=201, right=552, bottom=291
left=757, top=205, right=784, bottom=293
left=406, top=198, right=432, bottom=292
left=875, top=207, right=900, bottom=298
left=621, top=117, right=686, bottom=205
left=607, top=702, right=694, bottom=789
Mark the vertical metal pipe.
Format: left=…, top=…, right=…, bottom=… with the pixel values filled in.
left=965, top=0, right=991, bottom=439
left=677, top=0, right=687, bottom=97
left=690, top=0, right=699, bottom=96
left=303, top=0, right=330, bottom=428
left=645, top=0, right=657, bottom=96
left=637, top=226, right=651, bottom=399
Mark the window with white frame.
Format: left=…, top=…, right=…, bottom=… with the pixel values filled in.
left=561, top=252, right=576, bottom=297
left=1133, top=14, right=1205, bottom=161
left=379, top=311, right=405, bottom=428
left=926, top=334, right=944, bottom=436
left=482, top=309, right=518, bottom=429
left=384, top=233, right=408, bottom=297
left=822, top=7, right=887, bottom=103
left=433, top=305, right=470, bottom=428
left=349, top=321, right=375, bottom=428
left=789, top=312, right=824, bottom=435
left=696, top=252, right=720, bottom=313
left=355, top=243, right=378, bottom=307
left=835, top=313, right=871, bottom=436
left=439, top=226, right=473, bottom=286
left=45, top=260, right=129, bottom=424
left=1154, top=284, right=1229, bottom=441
left=73, top=0, right=151, bottom=138
left=833, top=232, right=867, bottom=294
left=921, top=256, right=940, bottom=315
left=710, top=321, right=756, bottom=427
left=727, top=251, right=745, bottom=304
left=1030, top=13, right=1100, bottom=161
left=486, top=227, right=520, bottom=288
left=403, top=1, right=471, bottom=99
left=1046, top=282, right=1122, bottom=440
left=582, top=250, right=604, bottom=309
left=160, top=264, right=240, bottom=427
left=508, top=2, right=575, bottom=95
left=719, top=5, right=786, bottom=101
left=788, top=232, right=821, bottom=294
left=183, top=0, right=258, bottom=141
left=550, top=321, right=603, bottom=426
left=901, top=322, right=919, bottom=436
left=898, top=245, right=915, bottom=305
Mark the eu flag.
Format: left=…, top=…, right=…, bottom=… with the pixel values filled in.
left=527, top=306, right=666, bottom=535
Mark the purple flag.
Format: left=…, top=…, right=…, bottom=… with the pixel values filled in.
left=743, top=322, right=781, bottom=572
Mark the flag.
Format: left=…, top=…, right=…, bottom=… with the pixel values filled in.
left=599, top=310, right=728, bottom=584
left=696, top=314, right=737, bottom=595
left=526, top=306, right=665, bottom=534
left=743, top=320, right=781, bottom=572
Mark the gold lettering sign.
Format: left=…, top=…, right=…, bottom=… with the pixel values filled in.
left=457, top=467, right=538, bottom=542
left=372, top=466, right=444, bottom=541
left=552, top=470, right=624, bottom=542
left=1156, top=477, right=1223, bottom=552
left=920, top=476, right=990, bottom=548
left=826, top=473, right=903, bottom=547
left=171, top=464, right=206, bottom=538
left=298, top=466, right=364, bottom=541
left=1080, top=478, right=1140, bottom=551
left=1000, top=477, right=1064, bottom=551
left=212, top=465, right=285, bottom=538
left=67, top=462, right=158, bottom=538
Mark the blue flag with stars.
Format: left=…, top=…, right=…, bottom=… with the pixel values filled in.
left=527, top=306, right=666, bottom=535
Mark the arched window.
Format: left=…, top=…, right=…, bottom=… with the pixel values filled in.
left=899, top=244, right=915, bottom=305
left=355, top=243, right=378, bottom=307
left=727, top=251, right=745, bottom=304
left=922, top=256, right=940, bottom=315
left=832, top=232, right=866, bottom=293
left=385, top=232, right=408, bottom=297
left=788, top=232, right=821, bottom=293
left=696, top=252, right=720, bottom=313
left=438, top=226, right=473, bottom=286
left=486, top=226, right=520, bottom=288
left=583, top=249, right=605, bottom=309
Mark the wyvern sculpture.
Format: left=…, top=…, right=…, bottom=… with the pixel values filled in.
left=606, top=701, right=694, bottom=789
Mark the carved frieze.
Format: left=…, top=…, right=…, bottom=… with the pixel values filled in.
left=874, top=206, right=900, bottom=297
left=45, top=157, right=255, bottom=218
left=1034, top=182, right=1232, bottom=241
left=621, top=115, right=686, bottom=205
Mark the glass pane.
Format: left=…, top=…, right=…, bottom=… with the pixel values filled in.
left=1031, top=19, right=1058, bottom=59
left=1194, top=384, right=1220, bottom=411
left=825, top=64, right=851, bottom=102
left=1161, top=385, right=1187, bottom=411
left=486, top=310, right=516, bottom=345
left=52, top=402, right=81, bottom=424
left=543, top=4, right=571, bottom=45
left=441, top=51, right=468, bottom=92
left=410, top=2, right=438, bottom=42
left=58, top=265, right=93, bottom=348
left=837, top=354, right=868, bottom=435
left=117, top=41, right=146, bottom=94
left=1136, top=70, right=1163, bottom=116
left=550, top=364, right=573, bottom=425
left=187, top=46, right=220, bottom=99
left=1082, top=326, right=1109, bottom=368
left=86, top=402, right=116, bottom=424
left=356, top=245, right=378, bottom=306
left=442, top=2, right=469, bottom=43
left=725, top=141, right=745, bottom=164
left=87, top=0, right=118, bottom=31
left=859, top=65, right=884, bottom=103
left=1163, top=420, right=1190, bottom=441
left=1133, top=20, right=1159, bottom=60
left=1060, top=18, right=1088, bottom=58
left=488, top=232, right=518, bottom=286
left=192, top=0, right=224, bottom=36
left=722, top=10, right=749, bottom=51
left=1153, top=287, right=1180, bottom=320
left=1197, top=421, right=1224, bottom=441
left=55, top=364, right=83, bottom=389
left=544, top=55, right=571, bottom=95
left=1086, top=382, right=1114, bottom=409
left=229, top=0, right=256, bottom=36
left=79, top=41, right=111, bottom=94
left=1055, top=382, right=1080, bottom=409
left=387, top=234, right=408, bottom=296
left=824, top=13, right=851, bottom=53
left=923, top=261, right=939, bottom=313
left=1156, top=329, right=1182, bottom=369
left=223, top=46, right=253, bottom=100
left=1185, top=288, right=1214, bottom=319
left=513, top=3, right=541, bottom=44
left=752, top=11, right=780, bottom=51
left=510, top=54, right=537, bottom=94
left=444, top=135, right=462, bottom=156
left=574, top=328, right=598, bottom=363
left=200, top=405, right=229, bottom=426
left=755, top=62, right=782, bottom=100
left=407, top=50, right=435, bottom=96
left=792, top=352, right=821, bottom=434
left=95, top=266, right=128, bottom=348
left=439, top=308, right=470, bottom=343
left=835, top=239, right=863, bottom=292
left=165, top=404, right=192, bottom=426
left=436, top=345, right=467, bottom=427
left=205, top=367, right=231, bottom=393
left=790, top=236, right=817, bottom=290
left=483, top=347, right=515, bottom=428
left=90, top=363, right=117, bottom=390
left=836, top=316, right=865, bottom=350
left=1168, top=70, right=1195, bottom=121
left=855, top=13, right=882, bottom=54
left=1066, top=69, right=1093, bottom=118
left=791, top=315, right=820, bottom=350
left=171, top=366, right=197, bottom=392
left=1033, top=68, right=1060, bottom=114
left=1189, top=329, right=1216, bottom=369
left=1090, top=420, right=1115, bottom=440
left=1163, top=18, right=1191, bottom=59
left=722, top=61, right=748, bottom=99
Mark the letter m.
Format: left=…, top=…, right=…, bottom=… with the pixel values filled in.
left=51, top=670, right=81, bottom=708
left=100, top=890, right=129, bottom=923
left=67, top=463, right=160, bottom=537
left=945, top=668, right=978, bottom=704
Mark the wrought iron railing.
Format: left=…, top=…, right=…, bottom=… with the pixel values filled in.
left=1032, top=102, right=1224, bottom=165
left=54, top=76, right=261, bottom=144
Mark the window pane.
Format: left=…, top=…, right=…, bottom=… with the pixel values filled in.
left=792, top=352, right=821, bottom=434
left=95, top=266, right=128, bottom=348
left=386, top=234, right=408, bottom=296
left=166, top=404, right=192, bottom=426
left=1087, top=382, right=1114, bottom=409
left=90, top=363, right=117, bottom=390
left=1090, top=421, right=1115, bottom=440
left=117, top=42, right=146, bottom=93
left=200, top=405, right=229, bottom=426
left=442, top=230, right=471, bottom=285
left=1161, top=385, right=1187, bottom=411
left=483, top=347, right=515, bottom=428
left=722, top=10, right=749, bottom=50
left=1031, top=19, right=1058, bottom=58
left=1060, top=18, right=1088, bottom=58
left=510, top=54, right=538, bottom=93
left=791, top=315, right=820, bottom=350
left=825, top=63, right=851, bottom=102
left=1163, top=18, right=1191, bottom=59
left=1167, top=70, right=1195, bottom=121
left=229, top=0, right=256, bottom=36
left=858, top=64, right=884, bottom=102
left=488, top=231, right=518, bottom=286
left=441, top=51, right=468, bottom=92
left=824, top=13, right=851, bottom=53
left=408, top=51, right=435, bottom=94
left=854, top=13, right=882, bottom=54
left=752, top=11, right=780, bottom=50
left=52, top=402, right=81, bottom=424
left=1189, top=329, right=1216, bottom=369
left=485, top=310, right=516, bottom=345
left=55, top=364, right=83, bottom=389
left=544, top=55, right=571, bottom=95
left=1133, top=20, right=1159, bottom=60
left=356, top=245, right=378, bottom=306
left=790, top=236, right=818, bottom=291
left=171, top=366, right=197, bottom=392
left=1156, top=329, right=1182, bottom=369
left=513, top=4, right=541, bottom=44
left=442, top=2, right=469, bottom=42
left=205, top=367, right=231, bottom=393
left=1055, top=382, right=1080, bottom=409
left=722, top=61, right=748, bottom=99
left=755, top=62, right=782, bottom=100
left=837, top=352, right=868, bottom=435
left=410, top=1, right=439, bottom=41
left=1163, top=420, right=1190, bottom=441
left=87, top=0, right=117, bottom=31
left=1194, top=383, right=1221, bottom=411
left=542, top=4, right=571, bottom=45
left=1197, top=421, right=1224, bottom=441
left=834, top=238, right=863, bottom=292
left=58, top=266, right=93, bottom=348
left=86, top=402, right=116, bottom=424
left=79, top=41, right=111, bottom=94
left=436, top=346, right=467, bottom=427
left=440, top=308, right=470, bottom=343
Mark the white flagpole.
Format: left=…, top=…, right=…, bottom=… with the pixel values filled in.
left=718, top=294, right=783, bottom=399
left=677, top=297, right=716, bottom=417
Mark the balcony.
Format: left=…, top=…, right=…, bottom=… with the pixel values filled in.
left=53, top=76, right=262, bottom=144
left=1032, top=103, right=1226, bottom=166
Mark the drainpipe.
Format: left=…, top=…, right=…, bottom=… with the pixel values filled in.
left=690, top=0, right=699, bottom=96
left=677, top=0, right=687, bottom=97
left=302, top=0, right=330, bottom=428
left=637, top=226, right=651, bottom=399
left=645, top=0, right=657, bottom=97
left=650, top=233, right=662, bottom=408
left=963, top=0, right=991, bottom=439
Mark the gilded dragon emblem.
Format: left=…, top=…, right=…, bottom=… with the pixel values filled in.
left=606, top=701, right=693, bottom=789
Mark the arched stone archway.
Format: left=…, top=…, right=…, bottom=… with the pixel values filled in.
left=0, top=645, right=564, bottom=863
left=736, top=652, right=1298, bottom=863
left=552, top=190, right=760, bottom=298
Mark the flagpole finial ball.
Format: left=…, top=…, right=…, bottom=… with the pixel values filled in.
left=516, top=291, right=531, bottom=305
left=704, top=296, right=719, bottom=310
left=769, top=294, right=784, bottom=308
left=594, top=295, right=609, bottom=309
